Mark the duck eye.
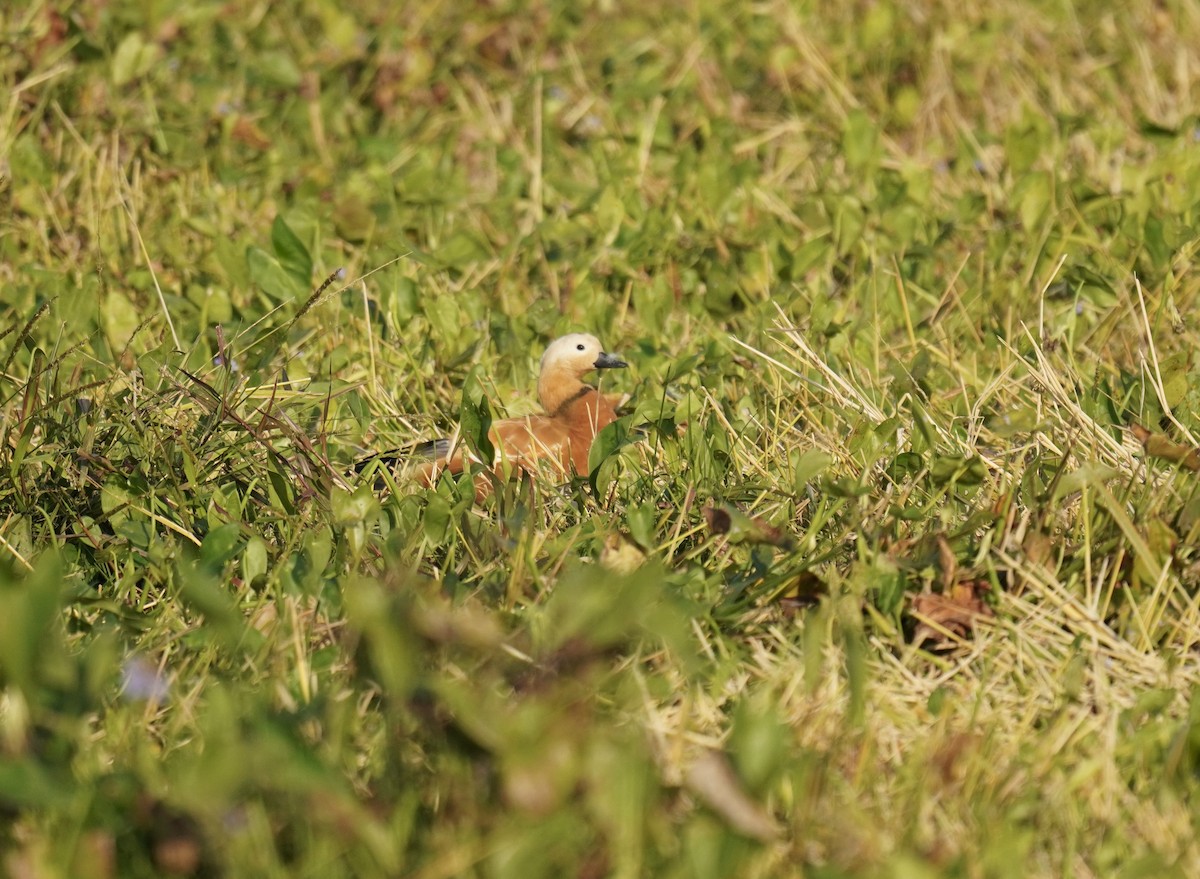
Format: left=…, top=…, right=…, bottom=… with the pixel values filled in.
left=576, top=343, right=585, bottom=351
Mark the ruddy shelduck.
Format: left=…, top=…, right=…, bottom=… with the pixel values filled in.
left=415, top=333, right=628, bottom=490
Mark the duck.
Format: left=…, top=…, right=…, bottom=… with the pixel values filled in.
left=409, top=333, right=628, bottom=491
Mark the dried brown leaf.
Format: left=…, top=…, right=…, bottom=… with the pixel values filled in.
left=1022, top=529, right=1054, bottom=570
left=154, top=836, right=202, bottom=876
left=599, top=532, right=647, bottom=575
left=775, top=569, right=828, bottom=615
left=930, top=731, right=981, bottom=786
left=910, top=581, right=994, bottom=647
left=936, top=533, right=957, bottom=593
left=685, top=749, right=780, bottom=842
left=412, top=599, right=504, bottom=650
left=702, top=502, right=794, bottom=549
left=1130, top=423, right=1200, bottom=471
left=231, top=115, right=272, bottom=150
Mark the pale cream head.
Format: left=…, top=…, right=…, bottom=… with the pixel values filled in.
left=537, top=333, right=626, bottom=414
left=540, top=334, right=623, bottom=376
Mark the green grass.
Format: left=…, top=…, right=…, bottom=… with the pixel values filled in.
left=3, top=0, right=1200, bottom=876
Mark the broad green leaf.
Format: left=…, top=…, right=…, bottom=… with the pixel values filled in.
left=886, top=451, right=925, bottom=481
left=111, top=32, right=160, bottom=86
left=247, top=246, right=304, bottom=302
left=251, top=50, right=303, bottom=88
left=176, top=562, right=250, bottom=650
left=729, top=694, right=789, bottom=795
left=0, top=557, right=65, bottom=696
left=271, top=216, right=313, bottom=285
left=588, top=418, right=629, bottom=488
left=460, top=375, right=495, bottom=469
left=1017, top=171, right=1053, bottom=231
left=342, top=577, right=418, bottom=697
left=841, top=109, right=879, bottom=173
left=1005, top=116, right=1045, bottom=175
left=0, top=759, right=74, bottom=809
left=1053, top=464, right=1118, bottom=500
left=832, top=197, right=865, bottom=254
left=791, top=449, right=833, bottom=491
left=266, top=459, right=298, bottom=515
left=423, top=495, right=452, bottom=542
left=437, top=229, right=490, bottom=267
left=333, top=192, right=375, bottom=242
left=102, top=291, right=141, bottom=351
left=200, top=522, right=242, bottom=572
left=626, top=503, right=657, bottom=549
left=243, top=537, right=269, bottom=586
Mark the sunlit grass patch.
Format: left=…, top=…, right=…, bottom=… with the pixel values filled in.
left=3, top=0, right=1200, bottom=875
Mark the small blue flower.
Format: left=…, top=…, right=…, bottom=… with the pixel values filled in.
left=120, top=656, right=170, bottom=704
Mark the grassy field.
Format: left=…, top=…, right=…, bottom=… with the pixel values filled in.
left=3, top=0, right=1200, bottom=876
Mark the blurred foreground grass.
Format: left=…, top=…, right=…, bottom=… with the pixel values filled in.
left=3, top=0, right=1200, bottom=876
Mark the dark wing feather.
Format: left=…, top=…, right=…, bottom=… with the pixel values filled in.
left=354, top=438, right=452, bottom=474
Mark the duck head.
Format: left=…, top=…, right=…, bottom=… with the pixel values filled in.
left=538, top=333, right=627, bottom=414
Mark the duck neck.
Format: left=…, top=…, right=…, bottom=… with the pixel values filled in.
left=539, top=369, right=593, bottom=416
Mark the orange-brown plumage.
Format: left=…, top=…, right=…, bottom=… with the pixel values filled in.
left=417, top=334, right=627, bottom=491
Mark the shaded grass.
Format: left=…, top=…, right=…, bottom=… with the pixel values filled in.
left=3, top=0, right=1200, bottom=876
